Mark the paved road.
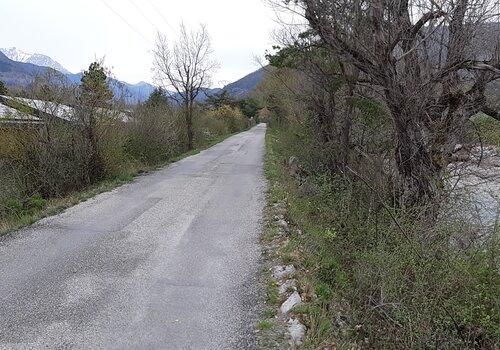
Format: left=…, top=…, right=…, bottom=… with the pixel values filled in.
left=0, top=124, right=267, bottom=349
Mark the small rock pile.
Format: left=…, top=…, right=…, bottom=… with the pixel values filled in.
left=266, top=200, right=307, bottom=347
left=270, top=263, right=306, bottom=346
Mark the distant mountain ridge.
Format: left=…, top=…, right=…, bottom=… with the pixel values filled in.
left=0, top=51, right=49, bottom=87
left=1, top=47, right=71, bottom=75
left=0, top=50, right=158, bottom=103
left=222, top=68, right=265, bottom=98
left=0, top=48, right=264, bottom=103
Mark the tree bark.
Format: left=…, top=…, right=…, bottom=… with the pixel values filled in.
left=390, top=103, right=443, bottom=207
left=185, top=103, right=194, bottom=150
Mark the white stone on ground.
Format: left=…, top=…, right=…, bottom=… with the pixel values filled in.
left=272, top=265, right=296, bottom=280
left=288, top=318, right=306, bottom=346
left=278, top=279, right=297, bottom=295
left=277, top=219, right=289, bottom=231
left=280, top=291, right=302, bottom=314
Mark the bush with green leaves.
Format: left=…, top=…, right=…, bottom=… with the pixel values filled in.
left=196, top=104, right=249, bottom=140
left=125, top=88, right=184, bottom=165
left=267, top=126, right=500, bottom=349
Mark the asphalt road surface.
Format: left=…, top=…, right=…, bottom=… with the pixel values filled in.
left=0, top=124, right=267, bottom=349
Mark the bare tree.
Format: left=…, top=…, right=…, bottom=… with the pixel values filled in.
left=152, top=24, right=218, bottom=150
left=272, top=0, right=500, bottom=207
left=267, top=28, right=361, bottom=171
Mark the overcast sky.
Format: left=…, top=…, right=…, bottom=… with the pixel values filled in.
left=0, top=0, right=280, bottom=87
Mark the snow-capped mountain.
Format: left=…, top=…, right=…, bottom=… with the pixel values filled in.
left=0, top=47, right=71, bottom=75
left=0, top=47, right=264, bottom=103
left=0, top=50, right=158, bottom=103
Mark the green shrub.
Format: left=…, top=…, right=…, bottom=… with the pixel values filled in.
left=195, top=108, right=230, bottom=142
left=2, top=193, right=47, bottom=218
left=125, top=96, right=184, bottom=165
left=5, top=198, right=24, bottom=216
left=26, top=193, right=46, bottom=211
left=207, top=105, right=249, bottom=134
left=315, top=282, right=333, bottom=302
left=267, top=126, right=500, bottom=349
left=14, top=122, right=96, bottom=197
left=472, top=113, right=500, bottom=147
left=194, top=105, right=249, bottom=146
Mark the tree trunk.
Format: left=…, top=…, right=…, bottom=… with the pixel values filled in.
left=392, top=113, right=443, bottom=208
left=85, top=110, right=103, bottom=184
left=339, top=79, right=356, bottom=169
left=185, top=104, right=194, bottom=150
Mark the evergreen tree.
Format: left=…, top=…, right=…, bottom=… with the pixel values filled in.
left=238, top=98, right=260, bottom=120
left=145, top=87, right=169, bottom=108
left=80, top=62, right=113, bottom=107
left=206, top=90, right=235, bottom=109
left=78, top=61, right=113, bottom=183
left=0, top=80, right=8, bottom=95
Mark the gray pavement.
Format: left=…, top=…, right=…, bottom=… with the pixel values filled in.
left=0, top=124, right=267, bottom=349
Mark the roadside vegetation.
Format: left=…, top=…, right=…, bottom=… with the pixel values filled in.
left=263, top=127, right=499, bottom=348
left=257, top=0, right=500, bottom=348
left=0, top=60, right=256, bottom=235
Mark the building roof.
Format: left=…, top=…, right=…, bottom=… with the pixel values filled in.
left=0, top=95, right=130, bottom=124
left=0, top=97, right=42, bottom=124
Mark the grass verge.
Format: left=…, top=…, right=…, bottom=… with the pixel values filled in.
left=261, top=127, right=348, bottom=349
